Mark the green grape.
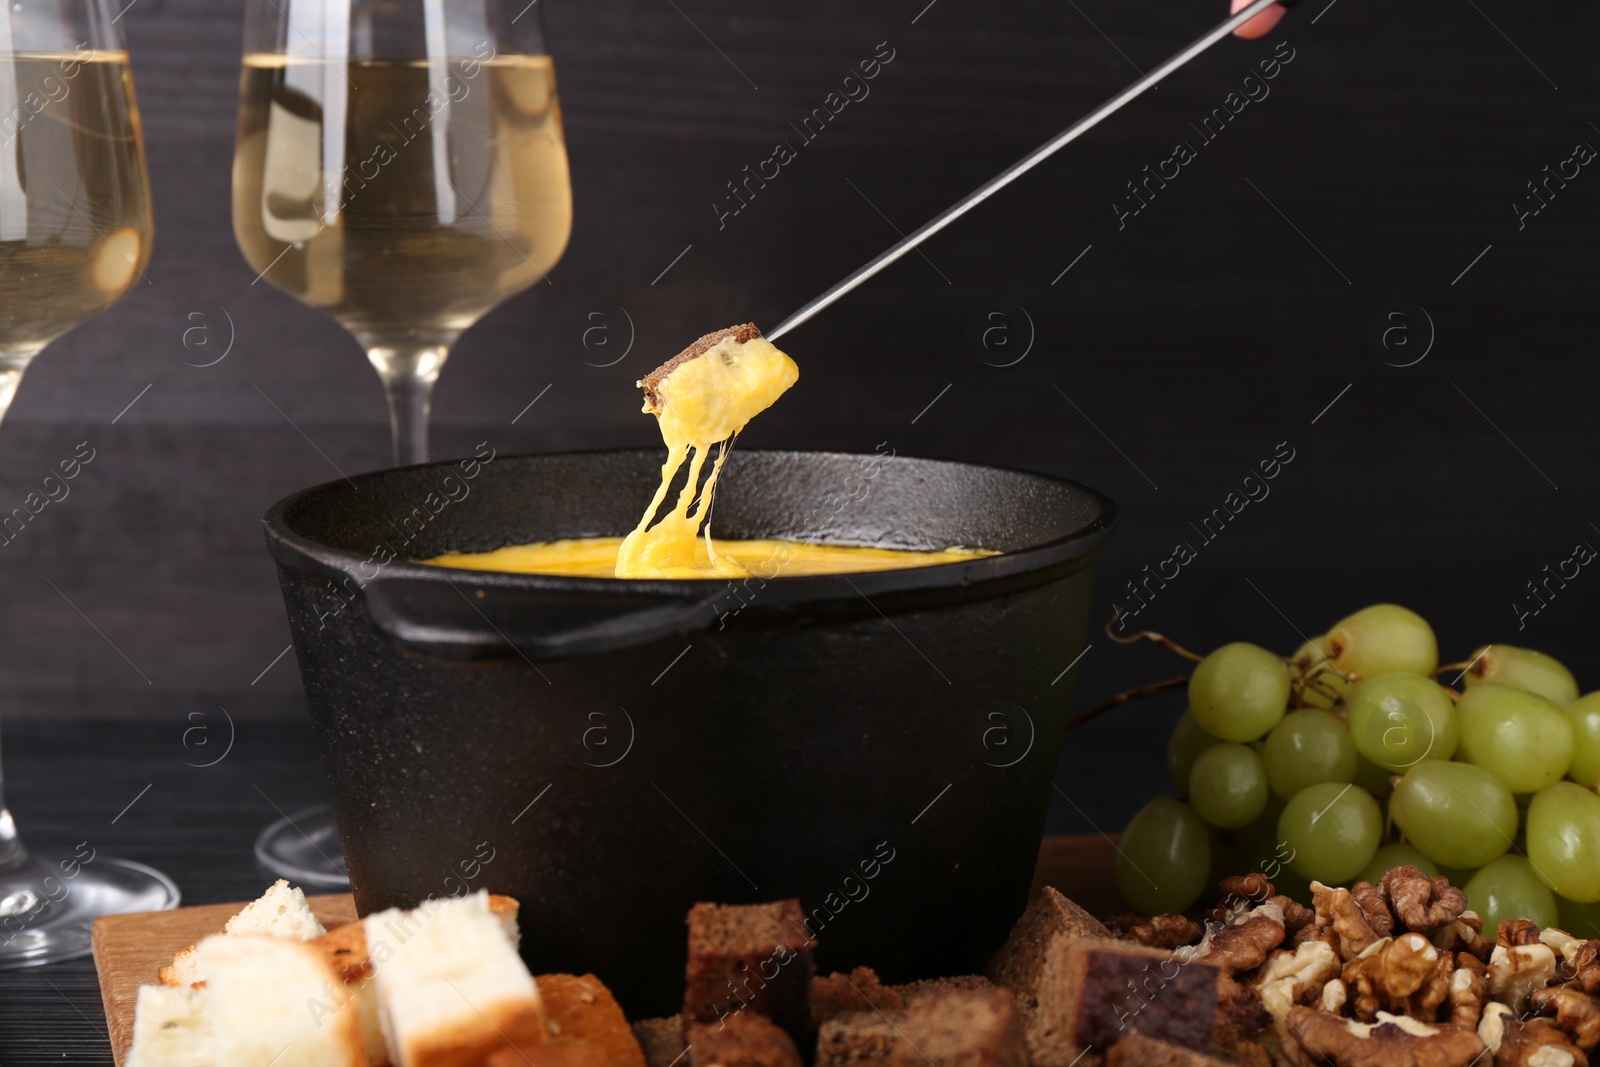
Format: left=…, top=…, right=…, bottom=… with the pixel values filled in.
left=1116, top=798, right=1211, bottom=914
left=1261, top=710, right=1358, bottom=800
left=1189, top=642, right=1290, bottom=743
left=1357, top=842, right=1439, bottom=885
left=1168, top=709, right=1223, bottom=792
left=1465, top=855, right=1559, bottom=932
left=1437, top=865, right=1478, bottom=888
left=1525, top=782, right=1600, bottom=903
left=1565, top=693, right=1600, bottom=788
left=1465, top=645, right=1579, bottom=709
left=1456, top=683, right=1573, bottom=794
left=1390, top=761, right=1517, bottom=869
left=1326, top=603, right=1438, bottom=678
left=1279, top=783, right=1383, bottom=885
left=1557, top=895, right=1600, bottom=940
left=1189, top=743, right=1270, bottom=829
left=1353, top=756, right=1396, bottom=800
left=1345, top=673, right=1459, bottom=772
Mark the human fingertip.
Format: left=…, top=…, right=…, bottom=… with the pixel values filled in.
left=1230, top=2, right=1286, bottom=39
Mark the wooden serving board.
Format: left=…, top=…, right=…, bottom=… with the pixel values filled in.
left=92, top=834, right=1118, bottom=1064
left=92, top=894, right=360, bottom=1064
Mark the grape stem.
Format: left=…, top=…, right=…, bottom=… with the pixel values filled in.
left=1293, top=667, right=1355, bottom=708
left=1433, top=659, right=1478, bottom=682
left=1064, top=675, right=1191, bottom=732
left=1103, top=620, right=1205, bottom=663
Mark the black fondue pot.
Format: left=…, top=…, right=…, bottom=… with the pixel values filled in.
left=263, top=449, right=1115, bottom=1016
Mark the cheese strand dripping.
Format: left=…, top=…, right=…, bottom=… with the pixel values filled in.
left=615, top=324, right=799, bottom=578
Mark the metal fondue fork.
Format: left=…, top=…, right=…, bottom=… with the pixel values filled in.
left=767, top=0, right=1296, bottom=342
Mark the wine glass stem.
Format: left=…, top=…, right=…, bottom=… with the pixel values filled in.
left=0, top=357, right=27, bottom=873
left=0, top=758, right=24, bottom=874
left=0, top=355, right=33, bottom=428
left=367, top=343, right=449, bottom=467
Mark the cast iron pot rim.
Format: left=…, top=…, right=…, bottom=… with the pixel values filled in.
left=262, top=447, right=1118, bottom=603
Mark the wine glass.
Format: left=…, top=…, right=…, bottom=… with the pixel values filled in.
left=232, top=0, right=572, bottom=464
left=233, top=0, right=573, bottom=885
left=0, top=0, right=180, bottom=964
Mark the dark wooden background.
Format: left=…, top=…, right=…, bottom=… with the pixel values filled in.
left=4, top=0, right=1597, bottom=839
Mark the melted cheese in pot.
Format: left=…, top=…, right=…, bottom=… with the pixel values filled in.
left=426, top=537, right=995, bottom=578
left=613, top=334, right=799, bottom=578
left=419, top=328, right=998, bottom=579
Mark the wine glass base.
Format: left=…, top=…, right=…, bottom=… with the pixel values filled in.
left=0, top=854, right=179, bottom=969
left=254, top=805, right=350, bottom=891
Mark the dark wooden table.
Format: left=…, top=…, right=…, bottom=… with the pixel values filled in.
left=0, top=718, right=336, bottom=1063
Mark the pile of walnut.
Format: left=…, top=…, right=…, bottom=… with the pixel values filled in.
left=1110, top=865, right=1600, bottom=1067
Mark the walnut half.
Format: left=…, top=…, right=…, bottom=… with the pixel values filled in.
left=1192, top=903, right=1287, bottom=974
left=1491, top=1012, right=1587, bottom=1067
left=1110, top=912, right=1203, bottom=950
left=1431, top=913, right=1494, bottom=963
left=1283, top=1005, right=1485, bottom=1067
left=1381, top=865, right=1467, bottom=934
left=1341, top=934, right=1452, bottom=1022
left=1256, top=940, right=1342, bottom=1021
left=1568, top=939, right=1600, bottom=998
left=1487, top=942, right=1558, bottom=1014
left=1311, top=883, right=1388, bottom=959
left=1529, top=986, right=1600, bottom=1051
left=1447, top=954, right=1485, bottom=1029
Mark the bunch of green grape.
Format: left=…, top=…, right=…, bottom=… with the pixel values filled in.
left=1115, top=603, right=1600, bottom=936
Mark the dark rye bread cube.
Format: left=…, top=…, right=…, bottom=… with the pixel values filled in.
left=985, top=889, right=1113, bottom=1062
left=632, top=1017, right=688, bottom=1067
left=685, top=900, right=815, bottom=1048
left=688, top=1013, right=804, bottom=1067
left=811, top=967, right=905, bottom=1031
left=987, top=890, right=1215, bottom=1066
left=1032, top=940, right=1220, bottom=1067
left=987, top=886, right=1112, bottom=1003
left=891, top=974, right=995, bottom=1004
left=1105, top=1034, right=1235, bottom=1067
left=639, top=323, right=762, bottom=409
left=816, top=987, right=1028, bottom=1067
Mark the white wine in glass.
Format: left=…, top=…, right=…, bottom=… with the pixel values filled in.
left=232, top=0, right=573, bottom=464
left=0, top=1, right=179, bottom=965
left=233, top=0, right=572, bottom=886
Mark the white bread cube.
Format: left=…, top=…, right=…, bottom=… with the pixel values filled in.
left=366, top=892, right=545, bottom=1067
left=489, top=894, right=522, bottom=950
left=126, top=984, right=208, bottom=1067
left=312, top=922, right=390, bottom=1067
left=199, top=933, right=365, bottom=1067
left=224, top=878, right=326, bottom=940
left=309, top=895, right=519, bottom=1067
left=160, top=878, right=325, bottom=988
left=157, top=944, right=204, bottom=989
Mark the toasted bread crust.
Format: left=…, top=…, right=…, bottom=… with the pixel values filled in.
left=315, top=920, right=374, bottom=984
left=157, top=945, right=201, bottom=988
left=404, top=998, right=547, bottom=1067
left=638, top=323, right=763, bottom=408
left=535, top=973, right=647, bottom=1067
